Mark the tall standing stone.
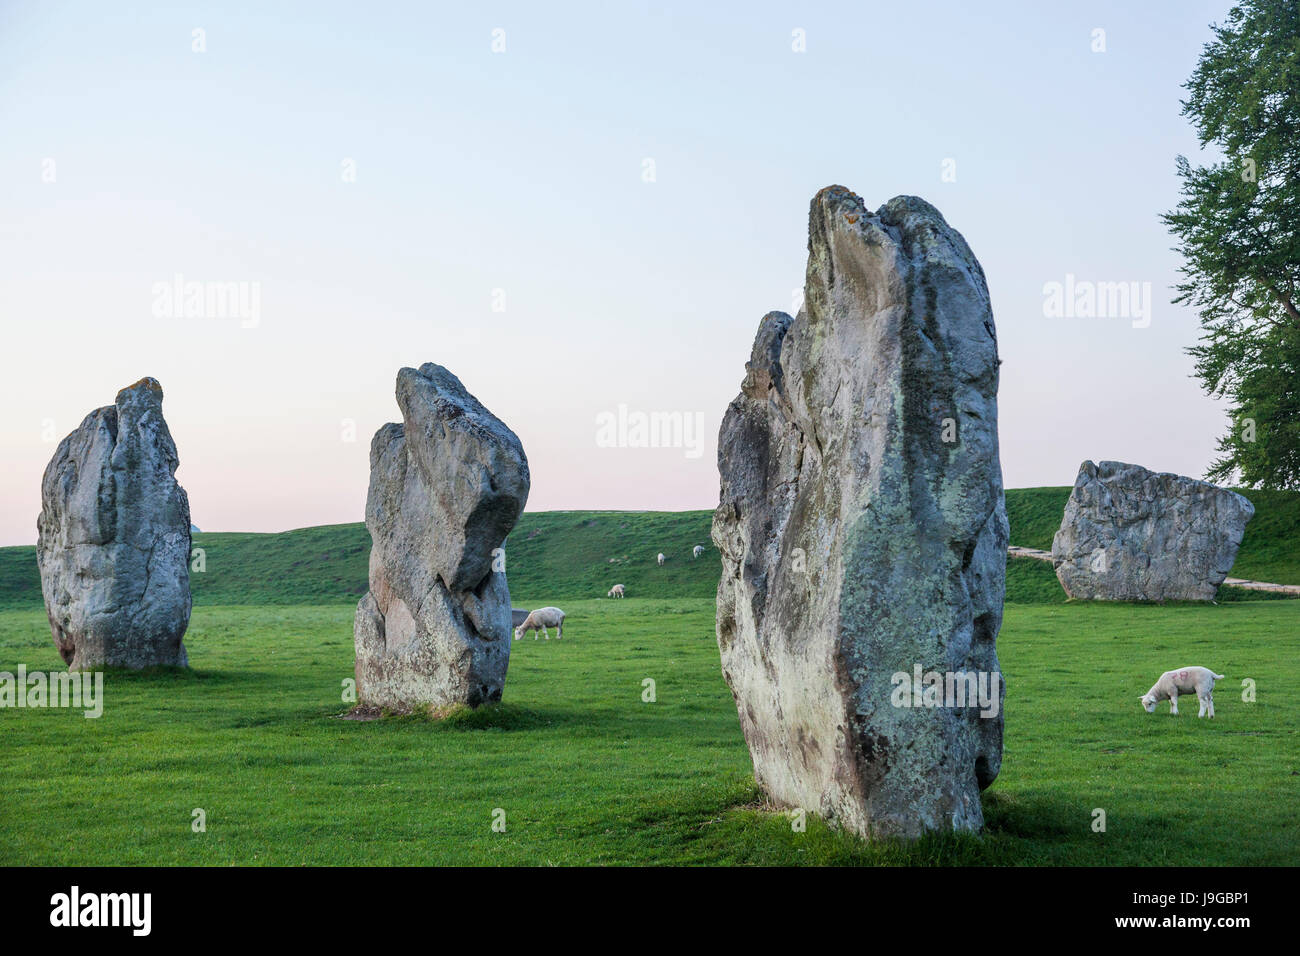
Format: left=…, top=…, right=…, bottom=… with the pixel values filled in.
left=37, top=377, right=193, bottom=670
left=712, top=186, right=1007, bottom=839
left=353, top=363, right=529, bottom=712
left=1052, top=460, right=1254, bottom=601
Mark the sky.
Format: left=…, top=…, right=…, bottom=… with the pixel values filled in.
left=0, top=0, right=1237, bottom=546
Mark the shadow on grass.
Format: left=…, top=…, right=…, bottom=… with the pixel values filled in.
left=91, top=666, right=284, bottom=687
left=647, top=786, right=1114, bottom=865
left=1064, top=593, right=1297, bottom=607
left=981, top=789, right=1081, bottom=840
left=337, top=701, right=565, bottom=732
left=1215, top=586, right=1297, bottom=602
left=691, top=798, right=1017, bottom=866
left=86, top=665, right=199, bottom=684
left=436, top=702, right=558, bottom=731
left=596, top=781, right=1042, bottom=865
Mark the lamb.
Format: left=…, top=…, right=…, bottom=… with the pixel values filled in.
left=1139, top=666, right=1225, bottom=718
left=514, top=606, right=565, bottom=641
left=607, top=584, right=625, bottom=598
left=693, top=545, right=705, bottom=559
left=657, top=553, right=665, bottom=566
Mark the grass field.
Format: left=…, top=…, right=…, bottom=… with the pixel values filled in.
left=1, top=597, right=1296, bottom=865
left=1, top=493, right=1297, bottom=865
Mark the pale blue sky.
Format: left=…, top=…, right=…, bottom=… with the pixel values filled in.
left=0, top=0, right=1233, bottom=544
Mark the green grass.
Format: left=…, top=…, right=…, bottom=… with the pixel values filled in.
left=1, top=597, right=1296, bottom=865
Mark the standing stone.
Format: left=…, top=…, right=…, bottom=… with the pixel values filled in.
left=37, top=378, right=192, bottom=669
left=1052, top=460, right=1254, bottom=601
left=712, top=186, right=1007, bottom=840
left=354, top=363, right=529, bottom=712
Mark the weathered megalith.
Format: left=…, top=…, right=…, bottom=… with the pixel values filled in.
left=353, top=363, right=529, bottom=712
left=36, top=377, right=192, bottom=670
left=1052, top=460, right=1254, bottom=601
left=712, top=185, right=1007, bottom=840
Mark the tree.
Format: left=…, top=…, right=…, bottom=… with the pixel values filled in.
left=1203, top=321, right=1300, bottom=487
left=1163, top=0, right=1300, bottom=489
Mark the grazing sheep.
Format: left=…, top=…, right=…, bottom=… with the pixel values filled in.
left=607, top=584, right=625, bottom=598
left=514, top=606, right=565, bottom=641
left=1139, top=666, right=1225, bottom=718
left=693, top=545, right=705, bottom=559
left=657, top=553, right=665, bottom=566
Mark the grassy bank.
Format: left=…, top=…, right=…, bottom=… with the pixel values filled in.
left=2, top=487, right=1297, bottom=611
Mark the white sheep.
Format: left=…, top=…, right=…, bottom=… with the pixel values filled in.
left=1139, top=666, right=1224, bottom=718
left=657, top=553, right=666, bottom=566
left=607, top=584, right=625, bottom=598
left=514, top=606, right=565, bottom=641
left=692, top=545, right=705, bottom=559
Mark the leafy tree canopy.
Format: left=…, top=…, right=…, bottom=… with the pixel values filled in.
left=1164, top=0, right=1300, bottom=488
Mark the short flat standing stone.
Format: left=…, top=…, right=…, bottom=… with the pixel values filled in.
left=1052, top=460, right=1254, bottom=601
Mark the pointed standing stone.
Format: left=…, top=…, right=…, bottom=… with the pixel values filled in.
left=712, top=186, right=1007, bottom=839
